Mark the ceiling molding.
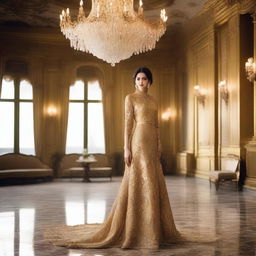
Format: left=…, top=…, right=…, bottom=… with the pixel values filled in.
left=202, top=0, right=256, bottom=16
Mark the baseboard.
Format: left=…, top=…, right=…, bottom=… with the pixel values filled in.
left=244, top=177, right=256, bottom=190
left=194, top=169, right=209, bottom=179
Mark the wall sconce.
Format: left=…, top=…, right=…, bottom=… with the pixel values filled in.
left=46, top=105, right=58, bottom=117
left=194, top=85, right=206, bottom=106
left=245, top=57, right=256, bottom=82
left=219, top=80, right=228, bottom=104
left=161, top=108, right=176, bottom=121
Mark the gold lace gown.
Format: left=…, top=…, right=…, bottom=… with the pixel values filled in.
left=45, top=91, right=181, bottom=249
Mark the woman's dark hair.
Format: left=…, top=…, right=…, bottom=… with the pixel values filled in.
left=133, top=67, right=153, bottom=85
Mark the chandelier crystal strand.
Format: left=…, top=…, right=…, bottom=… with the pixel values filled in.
left=60, top=0, right=168, bottom=66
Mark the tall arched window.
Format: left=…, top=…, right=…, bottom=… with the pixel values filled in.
left=66, top=79, right=105, bottom=154
left=0, top=76, right=35, bottom=155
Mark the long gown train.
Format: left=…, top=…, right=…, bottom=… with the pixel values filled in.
left=45, top=92, right=181, bottom=249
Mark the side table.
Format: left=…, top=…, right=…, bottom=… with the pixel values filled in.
left=76, top=158, right=97, bottom=182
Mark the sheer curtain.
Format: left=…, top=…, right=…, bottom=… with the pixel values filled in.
left=60, top=65, right=76, bottom=154
left=87, top=80, right=105, bottom=153
left=100, top=77, right=110, bottom=154
left=30, top=61, right=44, bottom=158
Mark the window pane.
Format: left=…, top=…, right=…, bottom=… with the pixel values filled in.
left=88, top=80, right=102, bottom=100
left=20, top=80, right=33, bottom=100
left=66, top=103, right=84, bottom=153
left=1, top=77, right=14, bottom=99
left=88, top=103, right=105, bottom=153
left=69, top=80, right=84, bottom=100
left=20, top=103, right=35, bottom=155
left=0, top=102, right=14, bottom=154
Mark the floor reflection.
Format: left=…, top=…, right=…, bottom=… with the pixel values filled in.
left=0, top=211, right=15, bottom=256
left=65, top=201, right=85, bottom=226
left=65, top=199, right=106, bottom=225
left=0, top=208, right=35, bottom=256
left=68, top=252, right=82, bottom=256
left=19, top=208, right=35, bottom=256
left=68, top=250, right=110, bottom=256
left=87, top=200, right=106, bottom=224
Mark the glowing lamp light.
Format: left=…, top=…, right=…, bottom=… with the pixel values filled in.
left=218, top=80, right=229, bottom=104
left=46, top=105, right=58, bottom=117
left=245, top=57, right=256, bottom=82
left=161, top=108, right=176, bottom=121
left=194, top=85, right=206, bottom=106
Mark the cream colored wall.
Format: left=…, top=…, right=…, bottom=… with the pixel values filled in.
left=177, top=0, right=256, bottom=188
left=190, top=26, right=215, bottom=178
left=215, top=15, right=242, bottom=159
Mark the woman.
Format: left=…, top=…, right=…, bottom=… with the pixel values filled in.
left=45, top=67, right=181, bottom=249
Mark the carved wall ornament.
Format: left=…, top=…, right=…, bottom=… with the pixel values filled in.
left=245, top=57, right=256, bottom=83
left=194, top=85, right=206, bottom=106
left=219, top=80, right=229, bottom=104
left=203, top=0, right=254, bottom=17
left=251, top=11, right=256, bottom=23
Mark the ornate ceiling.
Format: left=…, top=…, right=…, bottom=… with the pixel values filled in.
left=0, top=0, right=208, bottom=28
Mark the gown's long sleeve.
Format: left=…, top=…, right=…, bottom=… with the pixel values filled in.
left=124, top=95, right=134, bottom=150
left=155, top=99, right=162, bottom=156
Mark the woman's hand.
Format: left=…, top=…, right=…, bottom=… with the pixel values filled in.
left=124, top=148, right=132, bottom=167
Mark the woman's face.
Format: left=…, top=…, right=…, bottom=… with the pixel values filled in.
left=135, top=72, right=149, bottom=92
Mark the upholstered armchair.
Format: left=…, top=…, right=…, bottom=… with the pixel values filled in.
left=209, top=155, right=240, bottom=191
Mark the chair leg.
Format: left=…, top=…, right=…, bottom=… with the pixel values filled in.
left=209, top=179, right=212, bottom=188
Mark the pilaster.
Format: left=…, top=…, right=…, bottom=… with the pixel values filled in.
left=245, top=11, right=256, bottom=188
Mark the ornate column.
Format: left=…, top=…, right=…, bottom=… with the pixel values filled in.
left=245, top=11, right=256, bottom=188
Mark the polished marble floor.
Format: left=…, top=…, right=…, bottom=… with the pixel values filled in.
left=0, top=176, right=256, bottom=256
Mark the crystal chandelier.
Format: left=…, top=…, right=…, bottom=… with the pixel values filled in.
left=60, top=0, right=168, bottom=66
